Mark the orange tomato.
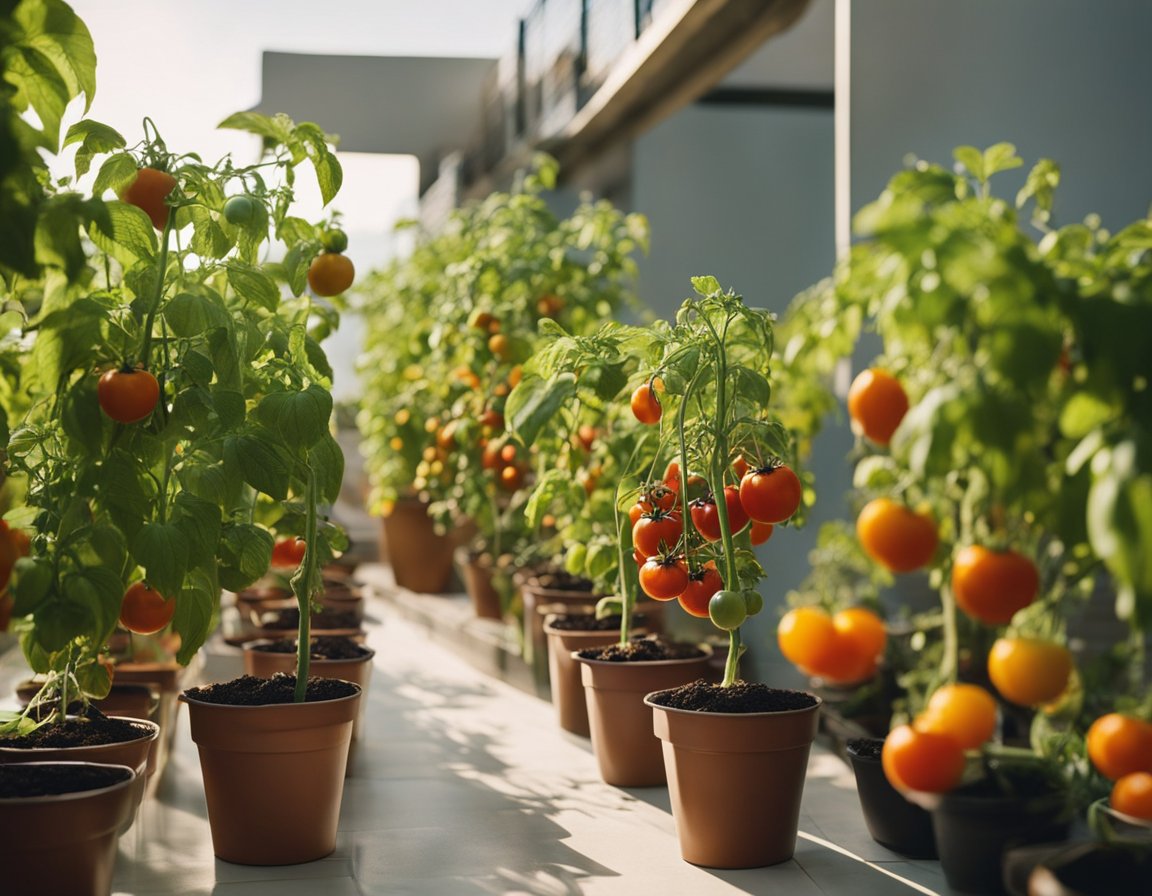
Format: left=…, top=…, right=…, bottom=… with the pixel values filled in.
left=952, top=545, right=1039, bottom=626
left=882, top=724, right=966, bottom=793
left=847, top=368, right=909, bottom=446
left=1086, top=713, right=1152, bottom=781
left=987, top=637, right=1072, bottom=707
left=307, top=252, right=355, bottom=297
left=499, top=465, right=523, bottom=491
left=856, top=498, right=938, bottom=573
left=488, top=333, right=511, bottom=360
left=1112, top=772, right=1152, bottom=821
left=777, top=606, right=837, bottom=673
left=271, top=537, right=307, bottom=568
left=119, top=582, right=176, bottom=635
left=98, top=367, right=161, bottom=424
left=739, top=465, right=803, bottom=525
left=777, top=606, right=880, bottom=684
left=119, top=166, right=177, bottom=230
left=630, top=381, right=663, bottom=425
left=916, top=683, right=998, bottom=750
left=833, top=607, right=887, bottom=664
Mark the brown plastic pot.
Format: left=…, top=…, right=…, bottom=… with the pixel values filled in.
left=0, top=761, right=138, bottom=896
left=107, top=660, right=184, bottom=785
left=456, top=548, right=503, bottom=620
left=0, top=716, right=159, bottom=835
left=16, top=680, right=157, bottom=722
left=180, top=684, right=361, bottom=865
left=646, top=689, right=821, bottom=868
left=577, top=649, right=713, bottom=787
left=517, top=572, right=601, bottom=669
left=242, top=641, right=375, bottom=739
left=380, top=497, right=456, bottom=593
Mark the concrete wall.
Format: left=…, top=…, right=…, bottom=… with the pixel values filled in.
left=849, top=0, right=1152, bottom=229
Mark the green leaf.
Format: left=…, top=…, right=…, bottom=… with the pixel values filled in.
left=580, top=361, right=629, bottom=403
left=76, top=661, right=112, bottom=700
left=212, top=388, right=247, bottom=430
left=983, top=142, right=1023, bottom=178
left=172, top=494, right=222, bottom=567
left=64, top=119, right=126, bottom=178
left=15, top=0, right=97, bottom=114
left=92, top=152, right=140, bottom=197
left=173, top=568, right=218, bottom=665
left=131, top=523, right=190, bottom=599
left=88, top=200, right=158, bottom=261
left=34, top=595, right=93, bottom=652
left=524, top=469, right=581, bottom=528
left=506, top=373, right=577, bottom=447
left=11, top=559, right=53, bottom=617
left=281, top=242, right=313, bottom=296
left=226, top=262, right=280, bottom=310
left=953, top=145, right=985, bottom=181
left=189, top=205, right=235, bottom=260
left=34, top=192, right=88, bottom=278
left=178, top=460, right=240, bottom=508
left=255, top=385, right=332, bottom=450
left=308, top=432, right=345, bottom=504
left=6, top=46, right=70, bottom=150
left=218, top=111, right=292, bottom=142
left=224, top=429, right=293, bottom=500
left=217, top=523, right=275, bottom=592
left=691, top=275, right=722, bottom=297
left=164, top=291, right=232, bottom=337
left=67, top=565, right=125, bottom=639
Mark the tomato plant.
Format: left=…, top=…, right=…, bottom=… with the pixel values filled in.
left=678, top=565, right=723, bottom=618
left=630, top=381, right=662, bottom=424
left=97, top=366, right=160, bottom=423
left=118, top=582, right=175, bottom=635
left=632, top=510, right=682, bottom=558
left=119, top=166, right=176, bottom=230
left=915, top=683, right=998, bottom=750
left=639, top=555, right=688, bottom=601
left=1111, top=772, right=1152, bottom=821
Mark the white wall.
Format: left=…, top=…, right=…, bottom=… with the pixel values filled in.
left=849, top=0, right=1152, bottom=229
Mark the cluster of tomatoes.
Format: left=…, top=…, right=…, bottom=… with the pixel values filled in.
left=776, top=605, right=888, bottom=685
left=1086, top=713, right=1152, bottom=821
left=627, top=456, right=801, bottom=628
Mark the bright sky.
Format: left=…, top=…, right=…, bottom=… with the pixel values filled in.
left=63, top=0, right=531, bottom=397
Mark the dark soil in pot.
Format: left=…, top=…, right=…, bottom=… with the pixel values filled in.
left=521, top=567, right=596, bottom=592
left=650, top=680, right=818, bottom=713
left=256, top=608, right=360, bottom=631
left=577, top=636, right=705, bottom=663
left=1028, top=841, right=1152, bottom=895
left=845, top=736, right=937, bottom=859
left=0, top=762, right=132, bottom=797
left=549, top=612, right=647, bottom=632
left=246, top=636, right=370, bottom=661
left=183, top=673, right=357, bottom=706
left=0, top=712, right=152, bottom=749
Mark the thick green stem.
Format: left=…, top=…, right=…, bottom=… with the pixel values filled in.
left=140, top=214, right=173, bottom=369
left=724, top=629, right=743, bottom=688
left=615, top=508, right=634, bottom=647
left=940, top=581, right=959, bottom=684
left=293, top=467, right=320, bottom=702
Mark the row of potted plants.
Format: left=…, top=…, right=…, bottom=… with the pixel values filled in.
left=0, top=1, right=368, bottom=890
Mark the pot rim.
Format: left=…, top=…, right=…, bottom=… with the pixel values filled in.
left=240, top=638, right=376, bottom=663
left=0, top=716, right=160, bottom=754
left=178, top=680, right=362, bottom=708
left=643, top=686, right=823, bottom=719
left=0, top=760, right=137, bottom=804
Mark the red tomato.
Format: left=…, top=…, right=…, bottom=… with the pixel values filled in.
left=271, top=537, right=307, bottom=568
left=630, top=380, right=663, bottom=425
left=98, top=367, right=161, bottom=424
left=739, top=465, right=802, bottom=524
left=119, top=582, right=176, bottom=635
left=120, top=167, right=177, bottom=230
left=749, top=520, right=774, bottom=546
left=678, top=565, right=723, bottom=618
left=632, top=510, right=682, bottom=558
left=639, top=556, right=688, bottom=600
left=689, top=487, right=749, bottom=541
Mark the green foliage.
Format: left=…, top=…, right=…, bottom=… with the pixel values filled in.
left=355, top=159, right=649, bottom=575
left=0, top=5, right=349, bottom=713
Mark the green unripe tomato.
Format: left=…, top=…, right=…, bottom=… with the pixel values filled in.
left=743, top=589, right=764, bottom=615
left=564, top=543, right=587, bottom=576
left=222, top=195, right=258, bottom=225
left=708, top=589, right=747, bottom=631
left=322, top=228, right=349, bottom=253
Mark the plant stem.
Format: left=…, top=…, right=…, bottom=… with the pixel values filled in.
left=940, top=581, right=959, bottom=684
left=293, top=466, right=319, bottom=703
left=140, top=214, right=173, bottom=369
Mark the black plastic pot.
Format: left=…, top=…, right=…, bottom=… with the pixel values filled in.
left=1028, top=841, right=1152, bottom=895
left=931, top=785, right=1071, bottom=895
left=845, top=737, right=937, bottom=859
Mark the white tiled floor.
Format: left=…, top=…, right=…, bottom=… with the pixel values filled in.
left=1, top=594, right=948, bottom=895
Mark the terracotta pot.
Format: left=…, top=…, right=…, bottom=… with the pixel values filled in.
left=517, top=572, right=601, bottom=669
left=180, top=685, right=361, bottom=865
left=0, top=717, right=160, bottom=834
left=16, top=680, right=157, bottom=722
left=576, top=649, right=713, bottom=787
left=107, top=660, right=184, bottom=785
left=242, top=641, right=375, bottom=739
left=0, top=761, right=138, bottom=896
left=647, top=689, right=821, bottom=868
left=542, top=615, right=649, bottom=737
left=931, top=786, right=1071, bottom=895
left=380, top=498, right=456, bottom=593
left=456, top=549, right=503, bottom=620
left=845, top=737, right=936, bottom=858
